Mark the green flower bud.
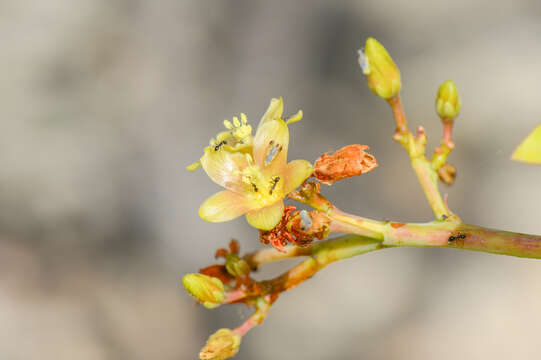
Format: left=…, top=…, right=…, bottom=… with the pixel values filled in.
left=182, top=273, right=225, bottom=309
left=199, top=328, right=241, bottom=360
left=225, top=254, right=251, bottom=277
left=359, top=37, right=402, bottom=100
left=436, top=80, right=461, bottom=119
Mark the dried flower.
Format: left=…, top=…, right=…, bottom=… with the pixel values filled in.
left=287, top=210, right=331, bottom=245
left=259, top=205, right=297, bottom=252
left=314, top=144, right=377, bottom=185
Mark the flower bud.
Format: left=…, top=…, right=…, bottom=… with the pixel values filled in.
left=436, top=80, right=461, bottom=119
left=225, top=254, right=251, bottom=277
left=437, top=163, right=457, bottom=185
left=182, top=273, right=225, bottom=309
left=199, top=328, right=241, bottom=360
left=314, top=144, right=378, bottom=185
left=359, top=37, right=401, bottom=99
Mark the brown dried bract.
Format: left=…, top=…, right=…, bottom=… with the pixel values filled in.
left=200, top=264, right=234, bottom=285
left=314, top=144, right=378, bottom=185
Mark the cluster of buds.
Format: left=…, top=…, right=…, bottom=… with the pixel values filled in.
left=434, top=80, right=461, bottom=185
left=183, top=240, right=254, bottom=310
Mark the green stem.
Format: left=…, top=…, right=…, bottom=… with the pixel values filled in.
left=257, top=235, right=383, bottom=294
left=387, top=95, right=452, bottom=220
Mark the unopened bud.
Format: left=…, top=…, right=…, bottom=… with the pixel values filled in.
left=437, top=163, right=457, bottom=185
left=436, top=80, right=461, bottom=119
left=199, top=328, right=241, bottom=360
left=314, top=144, right=378, bottom=185
left=359, top=37, right=401, bottom=99
left=182, top=273, right=225, bottom=309
left=225, top=254, right=251, bottom=277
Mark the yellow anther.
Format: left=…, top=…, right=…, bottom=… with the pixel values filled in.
left=233, top=116, right=240, bottom=127
left=241, top=113, right=248, bottom=124
left=223, top=120, right=233, bottom=130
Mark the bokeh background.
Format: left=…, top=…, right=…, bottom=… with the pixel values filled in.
left=2, top=1, right=541, bottom=359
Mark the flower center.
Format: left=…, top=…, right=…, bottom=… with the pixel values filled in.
left=237, top=164, right=282, bottom=206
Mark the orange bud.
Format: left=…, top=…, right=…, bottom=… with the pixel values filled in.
left=314, top=145, right=378, bottom=185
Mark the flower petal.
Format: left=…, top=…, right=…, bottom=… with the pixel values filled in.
left=283, top=160, right=314, bottom=194
left=245, top=201, right=284, bottom=230
left=259, top=97, right=283, bottom=126
left=253, top=119, right=289, bottom=173
left=200, top=148, right=251, bottom=193
left=512, top=124, right=541, bottom=164
left=199, top=190, right=260, bottom=222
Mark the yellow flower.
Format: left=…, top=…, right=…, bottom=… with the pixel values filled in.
left=196, top=98, right=313, bottom=230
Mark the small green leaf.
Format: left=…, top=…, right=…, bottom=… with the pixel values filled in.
left=512, top=124, right=541, bottom=164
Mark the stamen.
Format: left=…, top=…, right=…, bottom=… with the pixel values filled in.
left=299, top=210, right=312, bottom=231
left=223, top=120, right=233, bottom=130
left=265, top=141, right=282, bottom=165
left=233, top=116, right=240, bottom=127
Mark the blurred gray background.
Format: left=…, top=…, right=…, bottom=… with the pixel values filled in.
left=1, top=0, right=541, bottom=359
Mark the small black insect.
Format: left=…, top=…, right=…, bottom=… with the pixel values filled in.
left=214, top=140, right=227, bottom=151
left=269, top=176, right=280, bottom=195
left=251, top=183, right=258, bottom=192
left=448, top=233, right=466, bottom=244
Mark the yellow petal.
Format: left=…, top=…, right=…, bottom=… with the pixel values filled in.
left=245, top=201, right=284, bottom=230
left=199, top=190, right=260, bottom=222
left=512, top=124, right=541, bottom=164
left=253, top=119, right=289, bottom=173
left=200, top=148, right=251, bottom=193
left=259, top=97, right=284, bottom=126
left=283, top=160, right=314, bottom=194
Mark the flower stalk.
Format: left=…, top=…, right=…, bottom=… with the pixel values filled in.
left=186, top=37, right=541, bottom=359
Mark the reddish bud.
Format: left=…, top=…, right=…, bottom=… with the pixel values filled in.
left=314, top=144, right=377, bottom=185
